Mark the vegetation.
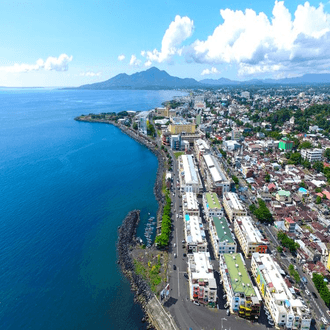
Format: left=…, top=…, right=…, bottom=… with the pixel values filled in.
left=313, top=273, right=330, bottom=307
left=249, top=199, right=273, bottom=222
left=316, top=195, right=322, bottom=204
left=277, top=246, right=283, bottom=253
left=133, top=122, right=138, bottom=130
left=155, top=190, right=172, bottom=248
left=288, top=264, right=300, bottom=283
left=232, top=175, right=239, bottom=185
left=264, top=172, right=270, bottom=183
left=174, top=151, right=185, bottom=159
left=277, top=231, right=300, bottom=253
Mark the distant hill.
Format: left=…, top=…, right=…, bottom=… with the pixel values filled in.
left=75, top=67, right=201, bottom=90
left=72, top=68, right=330, bottom=90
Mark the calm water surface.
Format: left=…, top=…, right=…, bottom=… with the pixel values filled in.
left=0, top=89, right=184, bottom=330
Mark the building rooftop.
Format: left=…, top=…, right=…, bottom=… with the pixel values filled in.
left=223, top=253, right=255, bottom=297
left=189, top=252, right=214, bottom=280
left=213, top=217, right=234, bottom=243
left=185, top=192, right=199, bottom=211
left=206, top=192, right=222, bottom=209
left=181, top=155, right=198, bottom=185
left=186, top=215, right=205, bottom=244
left=236, top=216, right=266, bottom=244
left=278, top=190, right=291, bottom=197
left=224, top=192, right=245, bottom=211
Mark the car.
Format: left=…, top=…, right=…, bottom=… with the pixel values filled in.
left=184, top=273, right=189, bottom=279
left=321, top=317, right=328, bottom=325
left=183, top=253, right=187, bottom=257
left=226, top=309, right=230, bottom=316
left=193, top=301, right=200, bottom=306
left=268, top=320, right=275, bottom=326
left=174, top=243, right=176, bottom=247
left=174, top=253, right=177, bottom=258
left=305, top=289, right=310, bottom=296
left=173, top=265, right=176, bottom=270
left=291, top=258, right=296, bottom=264
left=182, top=239, right=186, bottom=243
left=312, top=292, right=318, bottom=299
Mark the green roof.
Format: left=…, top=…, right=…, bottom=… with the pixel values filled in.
left=278, top=190, right=291, bottom=196
left=223, top=253, right=255, bottom=297
left=206, top=192, right=222, bottom=209
left=213, top=217, right=234, bottom=243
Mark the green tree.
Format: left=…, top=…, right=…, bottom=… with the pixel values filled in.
left=265, top=173, right=271, bottom=183
left=324, top=148, right=330, bottom=162
left=313, top=161, right=324, bottom=173
left=232, top=175, right=239, bottom=184
left=316, top=196, right=322, bottom=204
left=277, top=246, right=283, bottom=253
left=133, top=122, right=138, bottom=130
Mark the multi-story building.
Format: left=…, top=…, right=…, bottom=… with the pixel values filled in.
left=170, top=134, right=181, bottom=150
left=223, top=192, right=247, bottom=222
left=301, top=148, right=323, bottom=162
left=168, top=118, right=196, bottom=135
left=284, top=217, right=296, bottom=233
left=219, top=253, right=261, bottom=320
left=278, top=137, right=294, bottom=151
left=202, top=154, right=231, bottom=197
left=184, top=214, right=208, bottom=253
left=178, top=155, right=203, bottom=194
left=234, top=216, right=269, bottom=258
left=182, top=192, right=199, bottom=217
left=136, top=111, right=149, bottom=135
left=202, top=192, right=224, bottom=219
left=251, top=253, right=311, bottom=330
left=194, top=139, right=211, bottom=163
left=209, top=216, right=237, bottom=258
left=188, top=252, right=217, bottom=307
left=231, top=129, right=242, bottom=141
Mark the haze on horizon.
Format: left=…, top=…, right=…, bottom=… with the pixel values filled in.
left=2, top=0, right=330, bottom=87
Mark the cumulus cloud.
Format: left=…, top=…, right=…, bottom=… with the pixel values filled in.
left=144, top=60, right=152, bottom=67
left=201, top=67, right=221, bottom=75
left=129, top=54, right=142, bottom=66
left=143, top=15, right=194, bottom=64
left=0, top=54, right=73, bottom=73
left=185, top=1, right=330, bottom=76
left=80, top=71, right=101, bottom=77
left=118, top=54, right=125, bottom=61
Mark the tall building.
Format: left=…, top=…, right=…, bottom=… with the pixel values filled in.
left=251, top=253, right=311, bottom=329
left=223, top=192, right=247, bottom=221
left=278, top=137, right=294, bottom=151
left=202, top=192, right=224, bottom=219
left=301, top=148, right=322, bottom=162
left=209, top=216, right=237, bottom=258
left=168, top=118, right=196, bottom=134
left=219, top=253, right=261, bottom=320
left=188, top=252, right=217, bottom=307
left=194, top=139, right=211, bottom=163
left=234, top=216, right=269, bottom=258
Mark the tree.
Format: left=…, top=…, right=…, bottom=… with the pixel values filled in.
left=147, top=123, right=155, bottom=136
left=232, top=175, right=239, bottom=184
left=324, top=148, right=330, bottom=162
left=316, top=196, right=322, bottom=204
left=133, top=122, right=138, bottom=130
left=299, top=141, right=313, bottom=149
left=313, top=161, right=324, bottom=173
left=265, top=173, right=271, bottom=183
left=277, top=246, right=283, bottom=253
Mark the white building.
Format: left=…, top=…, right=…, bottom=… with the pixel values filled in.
left=223, top=192, right=247, bottom=222
left=178, top=155, right=203, bottom=194
left=136, top=111, right=149, bottom=135
left=209, top=216, right=237, bottom=258
left=301, top=148, right=322, bottom=162
left=234, top=216, right=269, bottom=258
left=184, top=215, right=208, bottom=253
left=219, top=253, right=261, bottom=319
left=202, top=154, right=230, bottom=197
left=251, top=253, right=311, bottom=330
left=188, top=252, right=217, bottom=307
left=202, top=192, right=224, bottom=219
left=194, top=139, right=211, bottom=163
left=182, top=192, right=200, bottom=217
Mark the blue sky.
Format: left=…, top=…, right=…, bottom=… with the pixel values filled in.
left=1, top=0, right=330, bottom=86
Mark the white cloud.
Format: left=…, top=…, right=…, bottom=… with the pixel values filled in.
left=80, top=71, right=101, bottom=77
left=129, top=54, right=142, bottom=66
left=118, top=54, right=125, bottom=61
left=201, top=67, right=221, bottom=75
left=0, top=54, right=73, bottom=73
left=144, top=60, right=152, bottom=67
left=185, top=1, right=330, bottom=76
left=144, top=15, right=194, bottom=64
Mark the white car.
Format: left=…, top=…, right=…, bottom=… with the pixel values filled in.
left=305, top=289, right=311, bottom=296
left=268, top=320, right=275, bottom=326
left=321, top=317, right=328, bottom=325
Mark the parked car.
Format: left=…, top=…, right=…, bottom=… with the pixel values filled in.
left=173, top=265, right=176, bottom=270
left=312, top=292, right=318, bottom=299
left=174, top=253, right=177, bottom=258
left=183, top=253, right=187, bottom=257
left=226, top=309, right=230, bottom=316
left=321, top=317, right=328, bottom=325
left=193, top=301, right=200, bottom=306
left=305, top=289, right=311, bottom=296
left=184, top=273, right=189, bottom=279
left=268, top=320, right=275, bottom=326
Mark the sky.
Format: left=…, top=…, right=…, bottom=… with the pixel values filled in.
left=2, top=0, right=330, bottom=87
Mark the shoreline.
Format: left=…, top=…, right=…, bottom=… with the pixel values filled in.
left=75, top=116, right=177, bottom=330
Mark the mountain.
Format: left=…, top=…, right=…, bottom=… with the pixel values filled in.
left=200, top=73, right=330, bottom=86
left=76, top=67, right=201, bottom=90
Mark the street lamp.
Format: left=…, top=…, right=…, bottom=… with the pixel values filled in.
left=221, top=317, right=227, bottom=329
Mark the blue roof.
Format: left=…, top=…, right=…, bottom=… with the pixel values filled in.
left=185, top=214, right=190, bottom=221
left=298, top=187, right=308, bottom=193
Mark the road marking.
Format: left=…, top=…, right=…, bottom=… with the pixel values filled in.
left=178, top=266, right=180, bottom=297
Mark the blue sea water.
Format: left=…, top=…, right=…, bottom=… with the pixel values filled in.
left=0, top=89, right=183, bottom=330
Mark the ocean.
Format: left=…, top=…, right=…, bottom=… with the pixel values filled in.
left=0, top=89, right=183, bottom=330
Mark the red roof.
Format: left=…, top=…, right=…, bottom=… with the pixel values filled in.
left=322, top=190, right=330, bottom=200
left=284, top=217, right=295, bottom=224
left=316, top=193, right=324, bottom=198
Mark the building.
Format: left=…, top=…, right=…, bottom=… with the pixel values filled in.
left=178, top=155, right=203, bottom=194
left=136, top=111, right=149, bottom=135
left=188, top=252, right=217, bottom=307
left=223, top=192, right=247, bottom=221
left=234, top=216, right=269, bottom=258
left=219, top=253, right=261, bottom=319
left=223, top=140, right=241, bottom=151
left=168, top=118, right=196, bottom=134
left=251, top=253, right=311, bottom=330
left=301, top=148, right=322, bottom=162
left=202, top=192, right=224, bottom=219
left=194, top=139, right=211, bottom=163
left=276, top=190, right=292, bottom=203
left=279, top=137, right=294, bottom=151
left=194, top=96, right=206, bottom=110
left=161, top=131, right=171, bottom=146
left=231, top=129, right=242, bottom=141
left=209, top=216, right=237, bottom=258
left=170, top=134, right=181, bottom=150
left=284, top=217, right=296, bottom=233
left=184, top=214, right=208, bottom=253
left=202, top=154, right=231, bottom=197
left=182, top=192, right=200, bottom=217
left=241, top=91, right=250, bottom=99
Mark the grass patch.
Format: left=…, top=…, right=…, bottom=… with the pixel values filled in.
left=174, top=151, right=184, bottom=159
left=301, top=225, right=313, bottom=233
